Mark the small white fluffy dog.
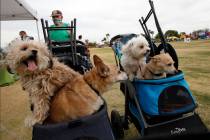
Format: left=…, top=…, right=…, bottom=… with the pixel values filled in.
left=121, top=35, right=150, bottom=80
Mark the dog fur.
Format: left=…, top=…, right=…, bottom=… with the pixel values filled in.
left=83, top=55, right=128, bottom=94
left=45, top=55, right=128, bottom=124
left=120, top=35, right=150, bottom=80
left=140, top=53, right=177, bottom=79
left=5, top=40, right=104, bottom=126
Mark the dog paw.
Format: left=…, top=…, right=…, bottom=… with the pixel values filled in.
left=24, top=116, right=36, bottom=127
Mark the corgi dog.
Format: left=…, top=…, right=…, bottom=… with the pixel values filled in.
left=45, top=55, right=127, bottom=124
left=84, top=55, right=128, bottom=94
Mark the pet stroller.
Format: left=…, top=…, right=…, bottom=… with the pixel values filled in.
left=32, top=103, right=115, bottom=140
left=41, top=18, right=92, bottom=74
left=31, top=19, right=115, bottom=140
left=110, top=0, right=208, bottom=139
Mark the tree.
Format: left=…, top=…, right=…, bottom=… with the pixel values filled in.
left=165, top=30, right=179, bottom=38
left=180, top=32, right=186, bottom=35
left=154, top=33, right=160, bottom=40
left=101, top=33, right=110, bottom=45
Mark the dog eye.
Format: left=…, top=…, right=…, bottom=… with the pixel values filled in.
left=167, top=63, right=172, bottom=66
left=21, top=46, right=27, bottom=51
left=140, top=45, right=144, bottom=49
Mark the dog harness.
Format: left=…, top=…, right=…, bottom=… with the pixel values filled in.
left=143, top=66, right=165, bottom=79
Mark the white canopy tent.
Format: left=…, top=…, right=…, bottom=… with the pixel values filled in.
left=0, top=0, right=40, bottom=85
left=0, top=0, right=40, bottom=39
left=1, top=0, right=38, bottom=21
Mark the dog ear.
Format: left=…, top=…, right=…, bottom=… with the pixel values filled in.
left=93, top=55, right=110, bottom=77
left=93, top=55, right=103, bottom=66
left=151, top=56, right=161, bottom=63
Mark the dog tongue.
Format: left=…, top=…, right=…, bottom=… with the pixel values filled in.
left=27, top=60, right=37, bottom=71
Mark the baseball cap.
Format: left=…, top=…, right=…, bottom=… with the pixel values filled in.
left=51, top=10, right=62, bottom=17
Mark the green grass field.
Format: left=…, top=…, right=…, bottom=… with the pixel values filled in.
left=0, top=39, right=210, bottom=140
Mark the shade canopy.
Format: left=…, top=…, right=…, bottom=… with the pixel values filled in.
left=0, top=0, right=38, bottom=21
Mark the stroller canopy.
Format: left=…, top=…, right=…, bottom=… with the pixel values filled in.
left=110, top=34, right=138, bottom=60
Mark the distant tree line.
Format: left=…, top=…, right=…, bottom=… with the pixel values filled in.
left=154, top=28, right=210, bottom=41
left=85, top=28, right=210, bottom=48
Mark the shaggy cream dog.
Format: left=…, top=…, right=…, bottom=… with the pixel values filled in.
left=5, top=40, right=104, bottom=127
left=121, top=35, right=150, bottom=80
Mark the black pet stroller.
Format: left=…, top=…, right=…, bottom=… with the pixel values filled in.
left=41, top=18, right=92, bottom=74
left=110, top=0, right=208, bottom=139
left=31, top=18, right=115, bottom=140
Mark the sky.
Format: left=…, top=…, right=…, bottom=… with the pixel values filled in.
left=1, top=0, right=210, bottom=47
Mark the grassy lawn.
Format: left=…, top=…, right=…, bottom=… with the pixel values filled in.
left=0, top=39, right=210, bottom=140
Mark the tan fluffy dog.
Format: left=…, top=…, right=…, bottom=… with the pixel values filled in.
left=139, top=53, right=177, bottom=79
left=45, top=55, right=127, bottom=124
left=5, top=40, right=103, bottom=126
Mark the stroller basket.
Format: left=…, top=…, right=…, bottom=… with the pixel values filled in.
left=32, top=104, right=115, bottom=140
left=131, top=71, right=196, bottom=116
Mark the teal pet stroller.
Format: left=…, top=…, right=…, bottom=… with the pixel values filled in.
left=110, top=0, right=208, bottom=139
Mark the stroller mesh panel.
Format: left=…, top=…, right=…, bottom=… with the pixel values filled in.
left=158, top=85, right=194, bottom=114
left=132, top=72, right=196, bottom=116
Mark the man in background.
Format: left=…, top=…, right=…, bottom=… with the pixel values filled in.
left=49, top=10, right=71, bottom=42
left=19, top=31, right=34, bottom=41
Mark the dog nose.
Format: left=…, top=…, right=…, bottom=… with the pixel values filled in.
left=32, top=50, right=37, bottom=55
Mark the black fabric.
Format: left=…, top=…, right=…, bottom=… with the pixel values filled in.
left=148, top=42, right=159, bottom=58
left=32, top=104, right=115, bottom=140
left=51, top=45, right=92, bottom=74
left=128, top=131, right=210, bottom=140
left=144, top=113, right=208, bottom=137
left=51, top=45, right=85, bottom=56
left=109, top=34, right=137, bottom=46
left=158, top=85, right=194, bottom=114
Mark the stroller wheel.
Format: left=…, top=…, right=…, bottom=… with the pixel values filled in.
left=111, top=110, right=124, bottom=139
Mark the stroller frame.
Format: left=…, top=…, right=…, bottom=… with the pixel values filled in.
left=139, top=0, right=179, bottom=69
left=110, top=0, right=208, bottom=139
left=41, top=18, right=92, bottom=74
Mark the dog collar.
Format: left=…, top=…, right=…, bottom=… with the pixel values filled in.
left=88, top=83, right=100, bottom=95
left=147, top=67, right=164, bottom=77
